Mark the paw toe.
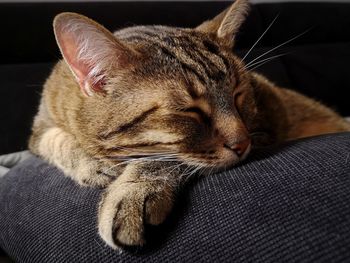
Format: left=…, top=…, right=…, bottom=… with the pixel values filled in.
left=110, top=198, right=145, bottom=247
left=145, top=193, right=173, bottom=225
left=81, top=175, right=112, bottom=188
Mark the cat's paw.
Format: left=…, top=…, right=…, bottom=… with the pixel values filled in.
left=98, top=178, right=174, bottom=248
left=74, top=159, right=121, bottom=188
left=74, top=164, right=111, bottom=188
left=79, top=172, right=113, bottom=188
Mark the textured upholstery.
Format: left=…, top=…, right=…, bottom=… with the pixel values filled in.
left=1, top=133, right=349, bottom=262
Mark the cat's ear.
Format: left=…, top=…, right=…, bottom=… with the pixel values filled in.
left=196, top=0, right=250, bottom=47
left=53, top=12, right=137, bottom=96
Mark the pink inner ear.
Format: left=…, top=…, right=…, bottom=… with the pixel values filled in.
left=57, top=31, right=104, bottom=96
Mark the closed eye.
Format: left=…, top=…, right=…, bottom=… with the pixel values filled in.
left=234, top=91, right=244, bottom=106
left=184, top=107, right=211, bottom=125
left=234, top=90, right=246, bottom=116
left=185, top=107, right=204, bottom=115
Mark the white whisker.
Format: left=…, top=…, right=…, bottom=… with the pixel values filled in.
left=246, top=52, right=289, bottom=70
left=109, top=145, right=176, bottom=154
left=248, top=55, right=285, bottom=71
left=242, top=14, right=279, bottom=62
left=245, top=28, right=312, bottom=68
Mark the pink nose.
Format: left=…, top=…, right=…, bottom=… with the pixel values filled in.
left=225, top=138, right=251, bottom=157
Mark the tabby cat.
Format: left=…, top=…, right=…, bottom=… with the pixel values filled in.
left=29, top=0, right=350, bottom=249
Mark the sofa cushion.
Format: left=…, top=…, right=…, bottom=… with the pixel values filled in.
left=0, top=132, right=349, bottom=262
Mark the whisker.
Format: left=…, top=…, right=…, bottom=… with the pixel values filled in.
left=164, top=162, right=184, bottom=175
left=179, top=165, right=197, bottom=183
left=107, top=158, right=179, bottom=163
left=248, top=55, right=285, bottom=71
left=242, top=14, right=279, bottom=62
left=245, top=28, right=312, bottom=68
left=246, top=52, right=289, bottom=70
left=101, top=156, right=181, bottom=173
left=108, top=145, right=175, bottom=154
left=101, top=161, right=130, bottom=173
left=189, top=166, right=202, bottom=180
left=104, top=154, right=180, bottom=162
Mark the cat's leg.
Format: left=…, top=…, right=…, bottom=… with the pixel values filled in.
left=35, top=127, right=117, bottom=187
left=98, top=161, right=183, bottom=248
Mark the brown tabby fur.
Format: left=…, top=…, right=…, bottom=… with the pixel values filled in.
left=29, top=0, right=350, bottom=249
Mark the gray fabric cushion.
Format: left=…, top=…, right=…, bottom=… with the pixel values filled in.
left=0, top=133, right=350, bottom=262
left=0, top=151, right=31, bottom=177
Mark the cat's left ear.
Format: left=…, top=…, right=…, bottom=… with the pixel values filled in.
left=196, top=0, right=250, bottom=48
left=53, top=12, right=138, bottom=96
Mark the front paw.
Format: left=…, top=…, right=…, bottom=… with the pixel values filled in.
left=74, top=160, right=121, bottom=188
left=79, top=172, right=113, bottom=188
left=98, top=179, right=174, bottom=248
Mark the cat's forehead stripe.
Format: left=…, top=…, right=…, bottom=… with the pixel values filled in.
left=117, top=26, right=230, bottom=86
left=183, top=72, right=206, bottom=98
left=124, top=33, right=209, bottom=85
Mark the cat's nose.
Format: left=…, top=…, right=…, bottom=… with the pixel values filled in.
left=225, top=138, right=251, bottom=157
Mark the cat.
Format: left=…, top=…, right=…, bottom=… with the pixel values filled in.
left=29, top=0, right=350, bottom=249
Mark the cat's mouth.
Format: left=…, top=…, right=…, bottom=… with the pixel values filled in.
left=179, top=142, right=252, bottom=171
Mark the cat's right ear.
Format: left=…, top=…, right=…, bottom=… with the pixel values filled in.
left=196, top=0, right=250, bottom=48
left=53, top=12, right=137, bottom=96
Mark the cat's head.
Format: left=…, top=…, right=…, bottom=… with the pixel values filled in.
left=53, top=0, right=257, bottom=171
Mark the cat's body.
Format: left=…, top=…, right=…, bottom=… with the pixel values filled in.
left=29, top=0, right=350, bottom=249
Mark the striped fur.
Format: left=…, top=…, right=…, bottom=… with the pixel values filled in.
left=29, top=0, right=350, bottom=249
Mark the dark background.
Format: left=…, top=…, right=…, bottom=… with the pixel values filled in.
left=1, top=1, right=350, bottom=154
